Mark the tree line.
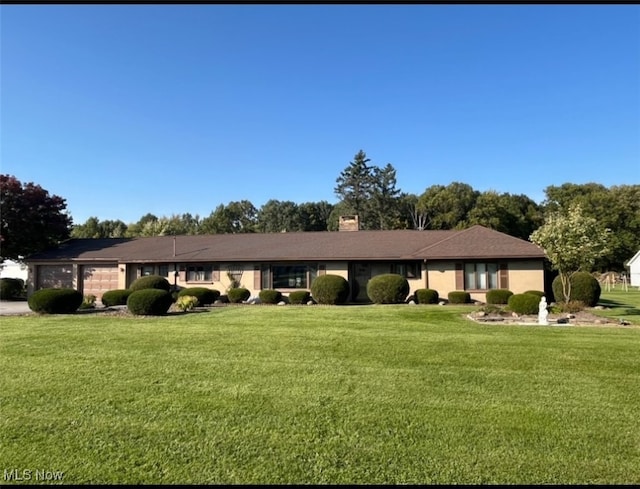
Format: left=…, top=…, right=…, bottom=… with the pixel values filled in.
left=1, top=150, right=639, bottom=271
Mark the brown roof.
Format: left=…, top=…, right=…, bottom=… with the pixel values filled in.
left=26, top=225, right=545, bottom=263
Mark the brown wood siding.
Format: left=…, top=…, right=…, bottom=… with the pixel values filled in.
left=254, top=266, right=261, bottom=290
left=455, top=263, right=464, bottom=290
left=499, top=264, right=509, bottom=289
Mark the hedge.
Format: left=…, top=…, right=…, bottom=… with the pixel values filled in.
left=101, top=289, right=133, bottom=307
left=310, top=275, right=350, bottom=305
left=130, top=275, right=171, bottom=292
left=415, top=288, right=439, bottom=304
left=177, top=287, right=220, bottom=305
left=508, top=293, right=540, bottom=315
left=366, top=274, right=409, bottom=304
left=228, top=287, right=251, bottom=304
left=289, top=290, right=311, bottom=305
left=259, top=289, right=282, bottom=304
left=448, top=291, right=471, bottom=304
left=28, top=288, right=83, bottom=314
left=485, top=289, right=513, bottom=305
left=127, top=289, right=173, bottom=315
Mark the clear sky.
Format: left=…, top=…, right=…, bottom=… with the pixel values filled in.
left=2, top=4, right=639, bottom=225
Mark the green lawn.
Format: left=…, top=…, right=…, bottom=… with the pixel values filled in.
left=1, top=303, right=639, bottom=484
left=595, top=288, right=640, bottom=325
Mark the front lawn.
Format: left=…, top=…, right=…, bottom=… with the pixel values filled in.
left=1, top=305, right=639, bottom=484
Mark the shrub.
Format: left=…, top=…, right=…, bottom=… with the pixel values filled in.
left=174, top=295, right=199, bottom=312
left=366, top=274, right=410, bottom=304
left=524, top=290, right=545, bottom=298
left=79, top=294, right=96, bottom=310
left=28, top=288, right=83, bottom=314
left=448, top=291, right=471, bottom=304
left=310, top=275, right=350, bottom=305
left=507, top=293, right=540, bottom=315
left=558, top=300, right=587, bottom=314
left=552, top=272, right=601, bottom=307
left=227, top=287, right=251, bottom=304
left=127, top=289, right=173, bottom=316
left=289, top=290, right=311, bottom=305
left=101, top=289, right=132, bottom=307
left=259, top=289, right=282, bottom=304
left=177, top=287, right=220, bottom=305
left=0, top=278, right=25, bottom=300
left=415, top=288, right=439, bottom=304
left=130, top=275, right=171, bottom=292
left=485, top=289, right=513, bottom=305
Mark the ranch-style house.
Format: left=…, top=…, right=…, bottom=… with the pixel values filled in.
left=25, top=218, right=547, bottom=303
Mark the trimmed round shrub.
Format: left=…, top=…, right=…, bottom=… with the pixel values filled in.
left=0, top=278, right=24, bottom=300
left=289, top=290, right=311, bottom=305
left=101, top=289, right=133, bottom=307
left=127, top=289, right=173, bottom=316
left=177, top=287, right=220, bottom=305
left=507, top=293, right=540, bottom=315
left=366, top=273, right=410, bottom=304
left=448, top=291, right=471, bottom=304
left=524, top=290, right=545, bottom=298
left=130, top=274, right=171, bottom=292
left=259, top=289, right=282, bottom=304
left=551, top=272, right=601, bottom=307
left=228, top=287, right=251, bottom=303
left=415, top=288, right=439, bottom=304
left=28, top=288, right=83, bottom=314
left=310, top=274, right=350, bottom=305
left=485, top=289, right=513, bottom=305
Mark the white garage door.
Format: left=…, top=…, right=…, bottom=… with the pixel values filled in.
left=81, top=265, right=119, bottom=299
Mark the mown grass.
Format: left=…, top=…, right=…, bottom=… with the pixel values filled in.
left=595, top=289, right=640, bottom=325
left=1, top=304, right=639, bottom=484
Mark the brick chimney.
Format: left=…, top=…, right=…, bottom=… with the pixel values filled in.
left=339, top=215, right=360, bottom=231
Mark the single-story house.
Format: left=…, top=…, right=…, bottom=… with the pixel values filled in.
left=24, top=219, right=547, bottom=303
left=626, top=250, right=640, bottom=287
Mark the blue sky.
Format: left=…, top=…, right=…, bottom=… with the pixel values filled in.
left=2, top=4, right=639, bottom=225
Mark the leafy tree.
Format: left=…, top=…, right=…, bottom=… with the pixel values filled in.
left=369, top=163, right=402, bottom=230
left=200, top=200, right=257, bottom=234
left=416, top=182, right=479, bottom=230
left=256, top=200, right=301, bottom=233
left=467, top=191, right=542, bottom=239
left=530, top=203, right=611, bottom=303
left=298, top=201, right=333, bottom=231
left=71, top=217, right=127, bottom=238
left=0, top=174, right=72, bottom=259
left=327, top=201, right=357, bottom=231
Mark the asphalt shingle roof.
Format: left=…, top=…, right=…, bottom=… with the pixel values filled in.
left=26, top=225, right=545, bottom=263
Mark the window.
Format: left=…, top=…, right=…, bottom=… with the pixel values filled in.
left=464, top=263, right=498, bottom=290
left=141, top=265, right=154, bottom=277
left=158, top=265, right=169, bottom=277
left=187, top=265, right=212, bottom=282
left=391, top=262, right=421, bottom=279
left=261, top=264, right=317, bottom=289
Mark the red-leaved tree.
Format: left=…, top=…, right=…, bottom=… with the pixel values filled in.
left=0, top=174, right=72, bottom=260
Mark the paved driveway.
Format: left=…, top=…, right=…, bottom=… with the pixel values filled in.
left=0, top=300, right=31, bottom=315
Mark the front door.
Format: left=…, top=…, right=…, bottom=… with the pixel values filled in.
left=351, top=262, right=371, bottom=302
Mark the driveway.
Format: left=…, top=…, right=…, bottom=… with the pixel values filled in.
left=0, top=300, right=31, bottom=316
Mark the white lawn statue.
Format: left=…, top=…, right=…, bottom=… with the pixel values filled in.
left=538, top=296, right=549, bottom=325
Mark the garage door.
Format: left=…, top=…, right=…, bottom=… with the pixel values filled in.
left=37, top=265, right=74, bottom=290
left=81, top=265, right=119, bottom=299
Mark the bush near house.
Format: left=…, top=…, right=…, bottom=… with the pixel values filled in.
left=552, top=272, right=601, bottom=307
left=485, top=289, right=513, bottom=305
left=130, top=275, right=171, bottom=292
left=174, top=295, right=199, bottom=312
left=310, top=275, right=350, bottom=305
left=448, top=291, right=471, bottom=304
left=508, top=293, right=540, bottom=315
left=415, top=288, right=439, bottom=304
left=228, top=287, right=251, bottom=304
left=0, top=278, right=25, bottom=300
left=102, top=289, right=133, bottom=307
left=289, top=290, right=311, bottom=305
left=28, top=288, right=83, bottom=314
left=259, top=289, right=282, bottom=304
left=524, top=290, right=545, bottom=298
left=177, top=287, right=220, bottom=305
left=366, top=274, right=410, bottom=304
left=127, top=289, right=173, bottom=316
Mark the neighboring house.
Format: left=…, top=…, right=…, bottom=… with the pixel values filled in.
left=24, top=219, right=547, bottom=303
left=626, top=250, right=640, bottom=287
left=1, top=259, right=29, bottom=283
